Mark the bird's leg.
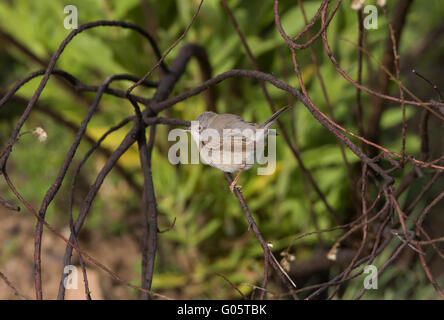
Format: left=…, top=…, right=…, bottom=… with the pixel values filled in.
left=229, top=167, right=244, bottom=193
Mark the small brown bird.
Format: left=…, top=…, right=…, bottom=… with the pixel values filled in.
left=189, top=106, right=290, bottom=192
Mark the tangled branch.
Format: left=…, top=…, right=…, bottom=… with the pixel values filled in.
left=1, top=0, right=443, bottom=300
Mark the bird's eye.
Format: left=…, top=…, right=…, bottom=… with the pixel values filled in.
left=198, top=125, right=203, bottom=132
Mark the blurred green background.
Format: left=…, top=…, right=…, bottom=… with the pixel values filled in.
left=0, top=0, right=443, bottom=299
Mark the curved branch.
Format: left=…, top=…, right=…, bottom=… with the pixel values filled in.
left=0, top=20, right=165, bottom=171
left=0, top=69, right=154, bottom=109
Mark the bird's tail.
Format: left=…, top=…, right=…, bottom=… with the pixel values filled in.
left=259, top=105, right=291, bottom=129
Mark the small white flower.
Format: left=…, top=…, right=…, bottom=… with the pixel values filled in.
left=280, top=258, right=290, bottom=272
left=267, top=242, right=274, bottom=248
left=351, top=0, right=366, bottom=10
left=327, top=243, right=339, bottom=261
left=327, top=251, right=337, bottom=261
left=33, top=127, right=48, bottom=142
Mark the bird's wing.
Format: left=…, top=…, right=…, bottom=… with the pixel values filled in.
left=200, top=129, right=249, bottom=152
left=214, top=114, right=257, bottom=144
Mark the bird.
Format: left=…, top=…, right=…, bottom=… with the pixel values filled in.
left=188, top=106, right=290, bottom=193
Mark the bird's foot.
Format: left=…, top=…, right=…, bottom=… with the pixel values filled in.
left=229, top=182, right=242, bottom=193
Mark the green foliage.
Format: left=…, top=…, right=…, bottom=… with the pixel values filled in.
left=0, top=0, right=443, bottom=299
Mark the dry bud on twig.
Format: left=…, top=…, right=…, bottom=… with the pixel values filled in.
left=351, top=0, right=366, bottom=11
left=32, top=127, right=48, bottom=142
